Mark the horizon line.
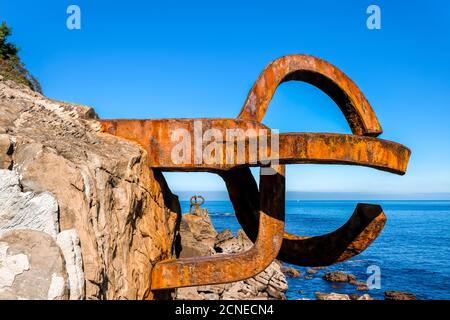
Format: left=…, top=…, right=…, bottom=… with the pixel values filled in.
left=173, top=190, right=450, bottom=201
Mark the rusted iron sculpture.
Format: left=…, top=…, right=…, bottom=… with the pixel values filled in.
left=99, top=54, right=411, bottom=291
left=189, top=195, right=205, bottom=215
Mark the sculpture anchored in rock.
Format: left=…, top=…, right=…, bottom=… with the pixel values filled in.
left=189, top=195, right=205, bottom=215
left=99, top=54, right=411, bottom=291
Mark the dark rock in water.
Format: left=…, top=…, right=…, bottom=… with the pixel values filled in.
left=281, top=266, right=301, bottom=278
left=349, top=293, right=360, bottom=300
left=356, top=284, right=369, bottom=291
left=322, top=271, right=356, bottom=283
left=349, top=279, right=369, bottom=291
left=349, top=293, right=376, bottom=301
left=384, top=290, right=417, bottom=300
left=306, top=268, right=317, bottom=275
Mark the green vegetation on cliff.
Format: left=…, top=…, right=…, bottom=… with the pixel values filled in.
left=0, top=22, right=41, bottom=93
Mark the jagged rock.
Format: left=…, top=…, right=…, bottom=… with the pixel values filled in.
left=357, top=294, right=375, bottom=300
left=281, top=266, right=301, bottom=278
left=322, top=271, right=356, bottom=283
left=175, top=287, right=205, bottom=300
left=356, top=284, right=369, bottom=291
left=0, top=78, right=180, bottom=299
left=349, top=293, right=374, bottom=300
left=315, top=292, right=351, bottom=300
left=384, top=291, right=417, bottom=300
left=0, top=229, right=68, bottom=300
left=178, top=213, right=217, bottom=257
left=0, top=134, right=13, bottom=169
left=215, top=228, right=234, bottom=244
left=306, top=268, right=317, bottom=275
left=56, top=229, right=85, bottom=300
left=175, top=210, right=288, bottom=300
left=0, top=169, right=59, bottom=237
left=214, top=229, right=252, bottom=254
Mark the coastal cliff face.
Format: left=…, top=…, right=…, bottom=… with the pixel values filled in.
left=0, top=76, right=180, bottom=299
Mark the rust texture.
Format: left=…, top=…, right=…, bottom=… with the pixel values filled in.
left=151, top=165, right=285, bottom=290
left=189, top=195, right=204, bottom=215
left=99, top=54, right=411, bottom=291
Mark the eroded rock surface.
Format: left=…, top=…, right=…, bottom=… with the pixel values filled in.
left=0, top=229, right=68, bottom=300
left=0, top=169, right=59, bottom=237
left=322, top=271, right=356, bottom=283
left=384, top=290, right=417, bottom=300
left=0, top=78, right=181, bottom=299
left=56, top=229, right=84, bottom=300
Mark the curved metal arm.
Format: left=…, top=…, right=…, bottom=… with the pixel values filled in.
left=238, top=54, right=382, bottom=136
left=220, top=131, right=409, bottom=266
left=220, top=167, right=387, bottom=267
left=151, top=165, right=285, bottom=290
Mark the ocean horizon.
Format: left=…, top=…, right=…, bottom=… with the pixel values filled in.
left=180, top=199, right=450, bottom=300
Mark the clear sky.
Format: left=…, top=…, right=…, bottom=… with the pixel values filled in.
left=1, top=0, right=449, bottom=198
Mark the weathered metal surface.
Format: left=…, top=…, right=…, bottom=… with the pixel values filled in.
left=100, top=119, right=410, bottom=174
left=150, top=165, right=285, bottom=290
left=99, top=54, right=411, bottom=291
left=221, top=166, right=387, bottom=266
left=189, top=195, right=204, bottom=215
left=238, top=54, right=382, bottom=136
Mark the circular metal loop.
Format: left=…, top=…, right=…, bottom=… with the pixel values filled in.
left=189, top=195, right=205, bottom=206
left=238, top=54, right=382, bottom=137
left=229, top=54, right=408, bottom=266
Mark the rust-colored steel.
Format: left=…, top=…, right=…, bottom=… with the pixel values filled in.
left=99, top=119, right=410, bottom=174
left=238, top=54, right=382, bottom=136
left=151, top=165, right=285, bottom=290
left=221, top=166, right=387, bottom=266
left=99, top=54, right=411, bottom=291
left=189, top=195, right=204, bottom=215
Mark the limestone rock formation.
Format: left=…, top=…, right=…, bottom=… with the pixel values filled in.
left=178, top=208, right=217, bottom=258
left=0, top=229, right=68, bottom=300
left=0, top=77, right=181, bottom=299
left=0, top=169, right=59, bottom=237
left=175, top=211, right=288, bottom=300
left=56, top=229, right=84, bottom=300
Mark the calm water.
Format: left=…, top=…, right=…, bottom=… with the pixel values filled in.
left=180, top=200, right=450, bottom=300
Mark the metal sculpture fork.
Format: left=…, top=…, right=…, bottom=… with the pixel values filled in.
left=99, top=54, right=410, bottom=290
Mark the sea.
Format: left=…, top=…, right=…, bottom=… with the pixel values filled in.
left=180, top=200, right=450, bottom=300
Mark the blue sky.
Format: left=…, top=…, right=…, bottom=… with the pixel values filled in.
left=1, top=1, right=449, bottom=198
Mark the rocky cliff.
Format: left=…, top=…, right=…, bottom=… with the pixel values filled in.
left=0, top=76, right=180, bottom=299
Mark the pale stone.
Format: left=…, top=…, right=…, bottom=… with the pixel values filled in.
left=56, top=229, right=85, bottom=300
left=0, top=242, right=30, bottom=290
left=0, top=229, right=68, bottom=300
left=47, top=274, right=66, bottom=300
left=315, top=292, right=351, bottom=300
left=0, top=169, right=59, bottom=238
